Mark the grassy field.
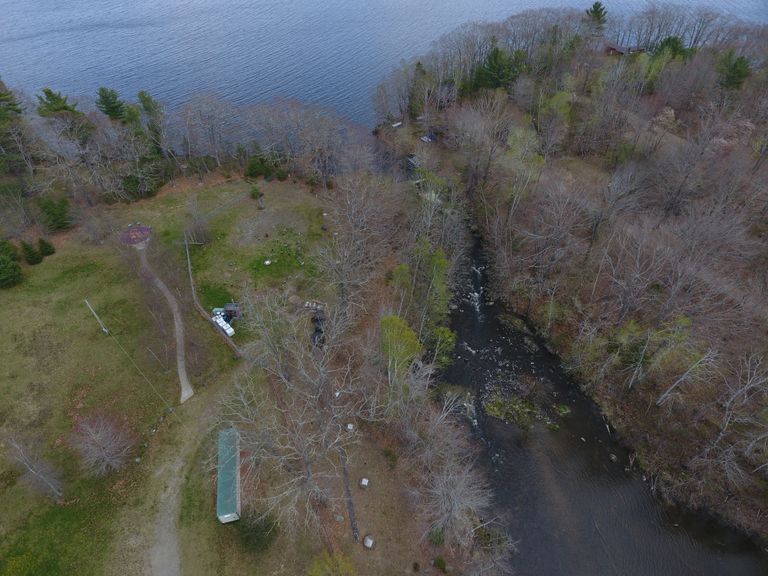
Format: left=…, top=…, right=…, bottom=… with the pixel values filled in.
left=0, top=174, right=327, bottom=575
left=0, top=234, right=182, bottom=574
left=1, top=172, right=430, bottom=576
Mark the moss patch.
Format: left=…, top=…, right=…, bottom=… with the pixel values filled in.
left=483, top=392, right=537, bottom=427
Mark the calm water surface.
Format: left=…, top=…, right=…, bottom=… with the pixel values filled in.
left=1, top=0, right=766, bottom=124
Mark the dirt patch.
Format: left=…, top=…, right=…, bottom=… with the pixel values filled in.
left=340, top=435, right=429, bottom=575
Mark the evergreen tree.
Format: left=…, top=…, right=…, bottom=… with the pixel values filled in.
left=717, top=51, right=751, bottom=90
left=36, top=87, right=93, bottom=143
left=96, top=87, right=126, bottom=120
left=654, top=36, right=691, bottom=59
left=0, top=254, right=22, bottom=288
left=37, top=238, right=55, bottom=257
left=408, top=61, right=431, bottom=119
left=0, top=84, right=22, bottom=124
left=137, top=91, right=166, bottom=156
left=0, top=81, right=29, bottom=175
left=473, top=43, right=525, bottom=91
left=20, top=241, right=42, bottom=265
left=585, top=2, right=607, bottom=28
left=36, top=197, right=71, bottom=231
left=0, top=239, right=20, bottom=261
left=36, top=88, right=79, bottom=117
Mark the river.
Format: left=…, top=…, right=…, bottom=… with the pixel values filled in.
left=443, top=239, right=768, bottom=575
left=1, top=0, right=766, bottom=125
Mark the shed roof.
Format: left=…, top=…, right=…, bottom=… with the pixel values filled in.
left=217, top=428, right=241, bottom=523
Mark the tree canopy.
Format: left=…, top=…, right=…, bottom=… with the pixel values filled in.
left=0, top=85, right=22, bottom=124
left=470, top=43, right=525, bottom=92
left=585, top=2, right=607, bottom=28
left=36, top=88, right=79, bottom=117
left=717, top=50, right=751, bottom=90
left=654, top=36, right=692, bottom=59
left=96, top=87, right=126, bottom=120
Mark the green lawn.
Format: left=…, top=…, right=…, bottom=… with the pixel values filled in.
left=0, top=241, right=179, bottom=575
left=0, top=176, right=328, bottom=575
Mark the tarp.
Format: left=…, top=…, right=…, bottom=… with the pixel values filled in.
left=217, top=428, right=241, bottom=523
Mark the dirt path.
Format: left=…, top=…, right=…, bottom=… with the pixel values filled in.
left=146, top=411, right=209, bottom=576
left=139, top=247, right=194, bottom=403
left=147, top=451, right=186, bottom=576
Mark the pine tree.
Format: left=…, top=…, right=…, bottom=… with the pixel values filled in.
left=585, top=2, right=607, bottom=31
left=473, top=43, right=525, bottom=91
left=36, top=197, right=71, bottom=231
left=0, top=84, right=22, bottom=124
left=0, top=240, right=20, bottom=261
left=37, top=238, right=55, bottom=257
left=717, top=51, right=751, bottom=90
left=0, top=255, right=22, bottom=288
left=20, top=241, right=42, bottom=265
left=96, top=87, right=126, bottom=120
left=655, top=36, right=691, bottom=59
left=36, top=88, right=79, bottom=117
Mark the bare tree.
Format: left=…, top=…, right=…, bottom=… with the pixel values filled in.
left=71, top=416, right=134, bottom=476
left=447, top=90, right=515, bottom=191
left=177, top=94, right=236, bottom=167
left=604, top=226, right=667, bottom=322
left=411, top=398, right=493, bottom=551
left=6, top=436, right=64, bottom=499
left=317, top=174, right=401, bottom=311
left=656, top=348, right=719, bottom=407
left=222, top=295, right=360, bottom=535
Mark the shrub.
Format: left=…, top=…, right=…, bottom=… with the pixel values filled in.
left=0, top=255, right=22, bottom=288
left=275, top=168, right=288, bottom=181
left=233, top=514, right=277, bottom=554
left=250, top=185, right=262, bottom=200
left=434, top=556, right=447, bottom=573
left=36, top=197, right=71, bottom=231
left=38, top=238, right=55, bottom=256
left=20, top=241, right=42, bottom=265
left=429, top=528, right=445, bottom=547
left=0, top=239, right=20, bottom=261
left=245, top=156, right=273, bottom=179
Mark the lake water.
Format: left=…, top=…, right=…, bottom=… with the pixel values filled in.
left=0, top=0, right=765, bottom=125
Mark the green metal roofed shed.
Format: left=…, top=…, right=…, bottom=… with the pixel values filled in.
left=217, top=428, right=241, bottom=523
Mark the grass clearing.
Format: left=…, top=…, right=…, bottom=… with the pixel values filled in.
left=0, top=239, right=180, bottom=575
left=0, top=175, right=320, bottom=575
left=250, top=227, right=317, bottom=286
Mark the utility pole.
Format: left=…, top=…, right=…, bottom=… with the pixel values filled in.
left=84, top=299, right=110, bottom=335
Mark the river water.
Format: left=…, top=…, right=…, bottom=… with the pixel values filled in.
left=443, top=240, right=768, bottom=575
left=1, top=0, right=766, bottom=125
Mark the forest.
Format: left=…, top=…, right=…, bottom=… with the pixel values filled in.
left=1, top=2, right=768, bottom=574
left=374, top=2, right=768, bottom=538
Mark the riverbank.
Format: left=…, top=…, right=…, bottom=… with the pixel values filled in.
left=372, top=4, right=768, bottom=547
left=444, top=235, right=768, bottom=574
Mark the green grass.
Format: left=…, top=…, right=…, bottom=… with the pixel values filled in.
left=198, top=282, right=235, bottom=310
left=0, top=242, right=179, bottom=574
left=250, top=227, right=317, bottom=285
left=0, top=478, right=116, bottom=576
left=1, top=176, right=328, bottom=575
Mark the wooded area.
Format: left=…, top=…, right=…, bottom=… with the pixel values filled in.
left=375, top=2, right=768, bottom=537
